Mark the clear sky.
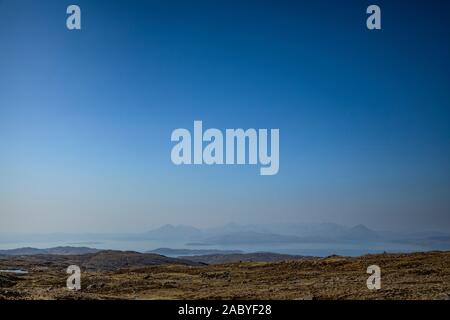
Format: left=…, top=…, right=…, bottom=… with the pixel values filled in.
left=0, top=0, right=449, bottom=233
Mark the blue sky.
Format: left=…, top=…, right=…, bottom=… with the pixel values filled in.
left=0, top=0, right=449, bottom=233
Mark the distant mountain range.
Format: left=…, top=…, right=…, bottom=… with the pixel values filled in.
left=143, top=223, right=450, bottom=250
left=1, top=223, right=450, bottom=252
left=0, top=248, right=308, bottom=270
left=0, top=246, right=314, bottom=271
left=144, top=223, right=384, bottom=244
left=0, top=246, right=100, bottom=256
left=0, top=249, right=201, bottom=272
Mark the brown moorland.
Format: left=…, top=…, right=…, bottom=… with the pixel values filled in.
left=1, top=250, right=449, bottom=300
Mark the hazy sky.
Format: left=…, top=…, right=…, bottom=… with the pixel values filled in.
left=1, top=0, right=449, bottom=233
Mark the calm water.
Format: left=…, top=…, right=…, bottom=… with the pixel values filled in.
left=0, top=269, right=28, bottom=274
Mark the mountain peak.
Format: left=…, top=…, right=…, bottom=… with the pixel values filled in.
left=351, top=224, right=371, bottom=231
left=345, top=224, right=380, bottom=240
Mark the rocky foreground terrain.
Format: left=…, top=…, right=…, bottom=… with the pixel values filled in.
left=1, top=250, right=450, bottom=300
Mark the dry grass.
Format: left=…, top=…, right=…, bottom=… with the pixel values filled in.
left=1, top=251, right=450, bottom=300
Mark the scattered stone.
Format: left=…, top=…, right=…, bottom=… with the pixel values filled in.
left=434, top=293, right=450, bottom=300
